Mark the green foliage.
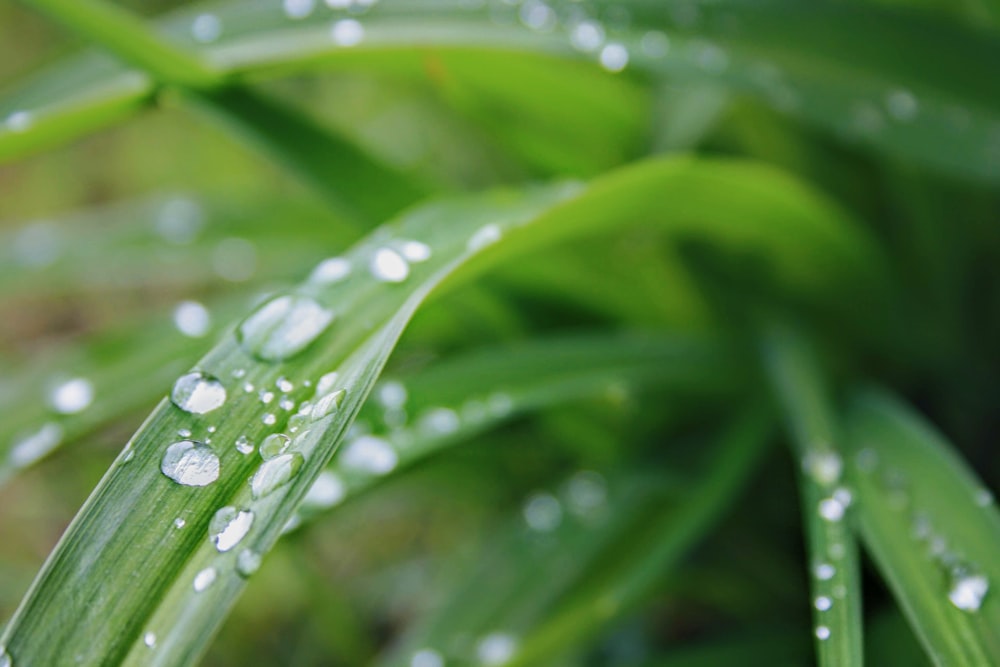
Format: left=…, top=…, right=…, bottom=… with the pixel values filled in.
left=1, top=1, right=998, bottom=666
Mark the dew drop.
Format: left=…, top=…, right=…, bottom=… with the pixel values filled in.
left=311, top=256, right=352, bottom=283
left=276, top=377, right=295, bottom=393
left=467, top=224, right=502, bottom=251
left=235, top=435, right=254, bottom=455
left=523, top=492, right=562, bottom=532
left=599, top=42, right=629, bottom=72
left=370, top=247, right=410, bottom=282
left=262, top=413, right=277, bottom=426
left=340, top=435, right=398, bottom=475
left=975, top=488, right=994, bottom=507
left=49, top=377, right=94, bottom=414
left=418, top=407, right=460, bottom=436
left=476, top=633, right=517, bottom=665
left=260, top=433, right=291, bottom=460
left=519, top=0, right=555, bottom=31
left=161, top=440, right=220, bottom=487
left=237, top=295, right=335, bottom=361
left=283, top=0, right=315, bottom=19
left=260, top=390, right=275, bottom=405
left=332, top=18, right=364, bottom=46
left=174, top=517, right=186, bottom=529
left=410, top=648, right=444, bottom=667
left=569, top=19, right=605, bottom=52
left=191, top=13, right=222, bottom=43
left=948, top=569, right=989, bottom=612
left=400, top=240, right=432, bottom=263
left=9, top=422, right=63, bottom=468
left=193, top=567, right=218, bottom=592
left=236, top=549, right=262, bottom=577
left=250, top=453, right=304, bottom=498
left=303, top=470, right=346, bottom=508
left=815, top=625, right=831, bottom=641
left=311, top=389, right=346, bottom=421
left=144, top=632, right=156, bottom=648
left=209, top=506, right=255, bottom=552
left=803, top=450, right=842, bottom=486
left=815, top=563, right=836, bottom=581
left=815, top=596, right=832, bottom=611
left=173, top=301, right=211, bottom=338
left=818, top=497, right=846, bottom=522
left=171, top=371, right=227, bottom=415
left=316, top=371, right=339, bottom=395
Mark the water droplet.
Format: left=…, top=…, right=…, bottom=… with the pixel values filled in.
left=948, top=569, right=989, bottom=612
left=237, top=295, right=335, bottom=361
left=523, top=492, right=562, bottom=532
left=122, top=446, right=135, bottom=463
left=476, top=633, right=517, bottom=665
left=815, top=563, right=836, bottom=581
left=340, top=435, right=397, bottom=475
left=48, top=377, right=94, bottom=415
left=311, top=389, right=346, bottom=421
left=174, top=301, right=211, bottom=338
left=250, top=453, right=304, bottom=498
left=155, top=197, right=203, bottom=245
left=975, top=488, right=994, bottom=507
left=174, top=517, right=186, bottom=529
left=311, top=256, right=352, bottom=283
left=639, top=30, right=669, bottom=58
left=331, top=18, right=364, bottom=46
left=815, top=596, right=832, bottom=611
left=467, top=224, right=502, bottom=251
left=519, top=0, right=555, bottom=31
left=260, top=433, right=291, bottom=460
left=262, top=413, right=277, bottom=426
left=193, top=567, right=217, bottom=592
left=410, top=648, right=444, bottom=667
left=803, top=450, right=842, bottom=486
left=235, top=435, right=254, bottom=455
left=418, top=407, right=460, bottom=436
left=303, top=471, right=346, bottom=508
left=886, top=88, right=918, bottom=121
left=377, top=380, right=407, bottom=409
left=209, top=507, right=255, bottom=552
left=565, top=471, right=607, bottom=518
left=400, top=240, right=432, bottom=262
left=370, top=247, right=410, bottom=282
left=283, top=0, right=315, bottom=19
left=236, top=549, right=262, bottom=577
left=316, top=371, right=339, bottom=395
left=243, top=382, right=255, bottom=393
left=5, top=109, right=33, bottom=133
left=815, top=625, right=831, bottom=641
left=8, top=422, right=63, bottom=468
left=259, top=390, right=275, bottom=405
left=569, top=19, right=605, bottom=52
left=171, top=371, right=227, bottom=415
left=818, top=497, right=846, bottom=522
left=276, top=377, right=295, bottom=393
left=191, top=13, right=222, bottom=43
left=599, top=42, right=629, bottom=72
left=0, top=645, right=11, bottom=667
left=279, top=396, right=296, bottom=411
left=144, top=632, right=156, bottom=648
left=161, top=440, right=220, bottom=487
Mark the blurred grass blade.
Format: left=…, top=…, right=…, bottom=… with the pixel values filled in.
left=844, top=390, right=1000, bottom=666
left=760, top=320, right=864, bottom=665
left=0, top=155, right=875, bottom=666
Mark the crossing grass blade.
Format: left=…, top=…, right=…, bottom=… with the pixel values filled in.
left=844, top=389, right=1000, bottom=666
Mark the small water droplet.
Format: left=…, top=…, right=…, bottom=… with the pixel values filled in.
left=948, top=569, right=989, bottom=612
left=410, top=648, right=444, bottom=667
left=260, top=433, right=291, bottom=460
left=400, top=240, right=432, bottom=262
left=818, top=497, right=846, bottom=522
left=599, top=42, right=629, bottom=72
left=340, top=435, right=397, bottom=475
left=370, top=247, right=410, bottom=282
left=331, top=18, right=364, bottom=46
left=569, top=19, right=605, bottom=52
left=237, top=295, right=335, bottom=361
left=122, top=447, right=135, bottom=463
left=174, top=517, right=186, bottom=529
left=815, top=596, right=832, bottom=611
left=283, top=0, right=315, bottom=19
left=418, top=407, right=460, bottom=436
left=377, top=380, right=407, bottom=409
left=279, top=396, right=296, bottom=411
left=193, top=567, right=217, bottom=592
left=803, top=450, right=842, bottom=486
left=815, top=563, right=836, bottom=581
left=523, top=492, right=562, bottom=532
left=467, top=224, right=502, bottom=251
left=236, top=549, right=262, bottom=577
left=235, top=435, right=254, bottom=455
left=250, top=453, right=304, bottom=498
left=49, top=377, right=94, bottom=414
left=311, top=256, right=352, bottom=283
left=476, top=633, right=517, bottom=665
left=815, top=625, right=831, bottom=641
left=262, top=413, right=277, bottom=426
left=178, top=428, right=193, bottom=438
left=303, top=470, right=346, bottom=508
left=243, top=382, right=255, bottom=393
left=161, top=440, right=220, bottom=487
left=9, top=422, right=63, bottom=468
left=174, top=301, right=211, bottom=338
left=191, top=13, right=222, bottom=43
left=209, top=506, right=255, bottom=552
left=171, top=371, right=227, bottom=415
left=276, top=377, right=295, bottom=393
left=5, top=109, right=33, bottom=133
left=259, top=390, right=275, bottom=405
left=311, top=389, right=346, bottom=421
left=144, top=632, right=156, bottom=648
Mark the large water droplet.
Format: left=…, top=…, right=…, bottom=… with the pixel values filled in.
left=250, top=453, right=304, bottom=498
left=171, top=372, right=227, bottom=414
left=948, top=569, right=989, bottom=612
left=476, top=633, right=517, bottom=665
left=340, top=435, right=397, bottom=475
left=237, top=295, right=334, bottom=361
left=193, top=567, right=218, bottom=592
left=9, top=422, right=63, bottom=468
left=49, top=377, right=94, bottom=414
left=311, top=389, right=346, bottom=421
left=370, top=247, right=410, bottom=283
left=235, top=435, right=254, bottom=455
left=161, top=440, right=220, bottom=487
left=236, top=549, right=262, bottom=578
left=209, top=507, right=255, bottom=552
left=260, top=433, right=291, bottom=460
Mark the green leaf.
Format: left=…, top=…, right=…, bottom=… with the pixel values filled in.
left=844, top=389, right=1000, bottom=666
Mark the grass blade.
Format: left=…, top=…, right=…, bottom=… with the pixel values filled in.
left=844, top=389, right=1000, bottom=666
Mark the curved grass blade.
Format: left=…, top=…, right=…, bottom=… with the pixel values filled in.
left=0, top=156, right=876, bottom=666
left=5, top=1, right=1000, bottom=183
left=759, top=321, right=863, bottom=666
left=844, top=389, right=1000, bottom=666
